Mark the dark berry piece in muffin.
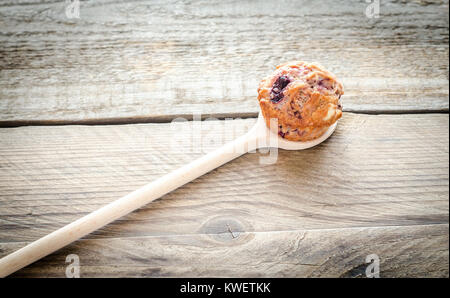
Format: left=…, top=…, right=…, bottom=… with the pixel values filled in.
left=270, top=75, right=291, bottom=103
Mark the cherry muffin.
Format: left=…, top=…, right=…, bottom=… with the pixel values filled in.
left=257, top=61, right=343, bottom=141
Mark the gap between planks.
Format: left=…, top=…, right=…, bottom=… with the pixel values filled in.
left=0, top=110, right=449, bottom=127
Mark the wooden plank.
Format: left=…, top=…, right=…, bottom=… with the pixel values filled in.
left=0, top=113, right=448, bottom=244
left=1, top=224, right=447, bottom=277
left=0, top=0, right=448, bottom=124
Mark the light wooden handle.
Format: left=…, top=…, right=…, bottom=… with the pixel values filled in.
left=0, top=132, right=258, bottom=277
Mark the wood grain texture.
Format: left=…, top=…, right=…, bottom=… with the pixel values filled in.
left=0, top=0, right=449, bottom=124
left=0, top=114, right=448, bottom=244
left=1, top=224, right=447, bottom=277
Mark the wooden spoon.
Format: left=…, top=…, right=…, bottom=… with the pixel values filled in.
left=0, top=112, right=337, bottom=277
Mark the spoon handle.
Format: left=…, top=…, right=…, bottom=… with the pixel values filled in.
left=0, top=132, right=258, bottom=277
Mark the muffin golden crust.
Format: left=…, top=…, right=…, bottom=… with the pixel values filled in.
left=257, top=61, right=344, bottom=141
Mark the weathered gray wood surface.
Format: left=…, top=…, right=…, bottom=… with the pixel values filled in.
left=0, top=0, right=448, bottom=278
left=0, top=0, right=449, bottom=125
left=1, top=224, right=447, bottom=278
left=0, top=114, right=448, bottom=277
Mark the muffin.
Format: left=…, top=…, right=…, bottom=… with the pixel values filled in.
left=257, top=61, right=343, bottom=141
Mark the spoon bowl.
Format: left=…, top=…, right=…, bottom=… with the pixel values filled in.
left=251, top=111, right=337, bottom=151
